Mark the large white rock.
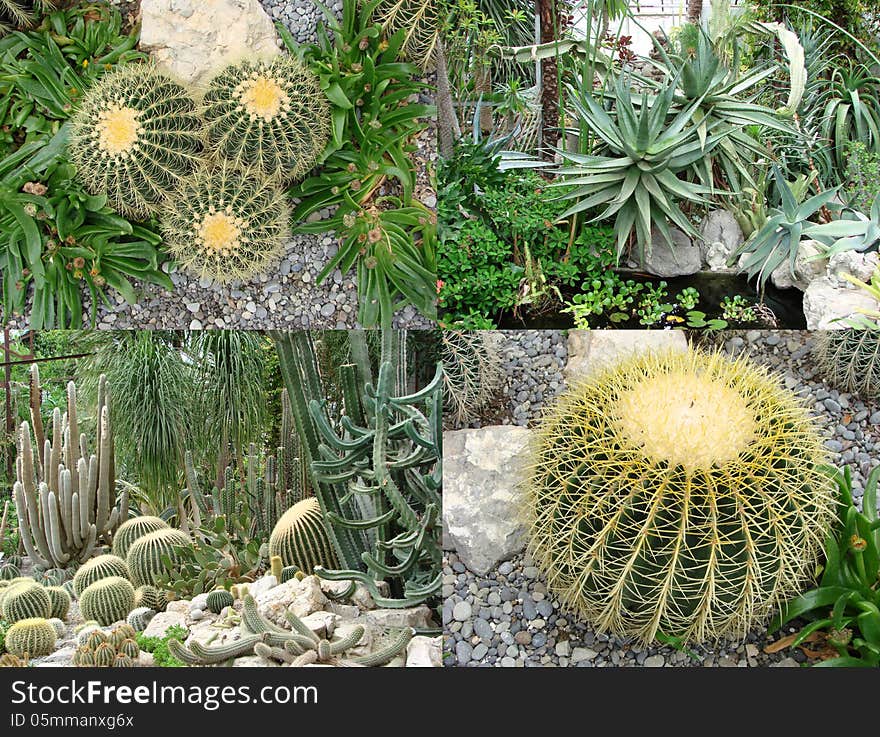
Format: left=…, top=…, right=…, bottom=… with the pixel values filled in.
left=363, top=606, right=435, bottom=630
left=564, top=330, right=688, bottom=383
left=699, top=210, right=743, bottom=271
left=770, top=240, right=827, bottom=291
left=643, top=226, right=702, bottom=277
left=803, top=276, right=880, bottom=329
left=142, top=610, right=188, bottom=639
left=828, top=250, right=879, bottom=287
left=255, top=576, right=328, bottom=627
left=442, top=426, right=531, bottom=575
left=406, top=635, right=442, bottom=667
left=140, top=0, right=280, bottom=85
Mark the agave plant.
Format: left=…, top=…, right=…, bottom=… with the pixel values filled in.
left=805, top=194, right=880, bottom=258
left=818, top=63, right=880, bottom=176
left=547, top=73, right=721, bottom=264
left=733, top=165, right=839, bottom=289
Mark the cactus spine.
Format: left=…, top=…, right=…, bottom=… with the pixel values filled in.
left=126, top=528, right=192, bottom=587
left=527, top=348, right=837, bottom=644
left=72, top=554, right=129, bottom=596
left=813, top=329, right=880, bottom=398
left=350, top=627, right=413, bottom=666
left=14, top=367, right=127, bottom=570
left=5, top=618, right=56, bottom=657
left=1, top=581, right=51, bottom=622
left=202, top=56, right=330, bottom=179
left=79, top=576, right=135, bottom=626
left=69, top=63, right=204, bottom=219
left=167, top=634, right=266, bottom=666
left=112, top=516, right=169, bottom=558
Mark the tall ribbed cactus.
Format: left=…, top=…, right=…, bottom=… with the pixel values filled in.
left=13, top=366, right=128, bottom=570
left=527, top=348, right=837, bottom=644
left=441, top=331, right=504, bottom=426
left=813, top=329, right=880, bottom=398
left=272, top=330, right=442, bottom=608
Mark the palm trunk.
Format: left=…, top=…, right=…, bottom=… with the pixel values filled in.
left=539, top=0, right=560, bottom=157
left=687, top=0, right=703, bottom=24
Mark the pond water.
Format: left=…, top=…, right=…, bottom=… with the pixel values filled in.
left=493, top=271, right=807, bottom=330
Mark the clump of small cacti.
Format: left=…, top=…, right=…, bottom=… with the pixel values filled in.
left=5, top=618, right=56, bottom=657
left=133, top=584, right=165, bottom=612
left=280, top=566, right=303, bottom=584
left=813, top=329, right=880, bottom=398
left=0, top=652, right=28, bottom=667
left=206, top=589, right=234, bottom=614
left=69, top=63, right=204, bottom=219
left=268, top=498, right=337, bottom=575
left=126, top=607, right=156, bottom=632
left=160, top=160, right=289, bottom=284
left=32, top=567, right=69, bottom=586
left=14, top=368, right=128, bottom=569
left=527, top=348, right=837, bottom=644
left=126, top=528, right=192, bottom=587
left=202, top=56, right=330, bottom=179
left=73, top=623, right=140, bottom=667
left=45, top=586, right=70, bottom=619
left=441, top=330, right=504, bottom=426
left=112, top=516, right=170, bottom=559
left=72, top=554, right=129, bottom=597
left=79, top=576, right=135, bottom=626
left=1, top=581, right=51, bottom=623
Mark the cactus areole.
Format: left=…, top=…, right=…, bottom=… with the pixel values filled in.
left=527, top=349, right=836, bottom=644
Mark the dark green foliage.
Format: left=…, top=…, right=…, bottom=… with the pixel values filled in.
left=843, top=142, right=880, bottom=213
left=135, top=623, right=188, bottom=668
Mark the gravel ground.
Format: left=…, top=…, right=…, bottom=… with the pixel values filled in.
left=444, top=329, right=880, bottom=667
left=261, top=0, right=343, bottom=47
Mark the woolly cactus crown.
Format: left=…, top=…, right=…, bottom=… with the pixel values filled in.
left=527, top=348, right=837, bottom=644
left=69, top=63, right=203, bottom=219
left=202, top=55, right=330, bottom=179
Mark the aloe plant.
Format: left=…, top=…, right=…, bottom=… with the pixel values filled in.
left=805, top=194, right=880, bottom=258
left=818, top=63, right=880, bottom=176
left=732, top=165, right=839, bottom=290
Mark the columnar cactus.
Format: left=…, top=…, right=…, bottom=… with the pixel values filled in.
left=14, top=367, right=128, bottom=570
left=5, top=618, right=56, bottom=657
left=1, top=581, right=51, bottom=622
left=126, top=528, right=192, bottom=587
left=112, top=516, right=169, bottom=558
left=206, top=589, right=234, bottom=614
left=527, top=348, right=837, bottom=644
left=69, top=63, right=204, bottom=219
left=45, top=586, right=71, bottom=620
left=441, top=330, right=504, bottom=426
left=268, top=498, right=337, bottom=575
left=79, top=576, right=136, bottom=626
left=72, top=554, right=129, bottom=596
left=813, top=329, right=880, bottom=398
left=160, top=160, right=289, bottom=284
left=202, top=56, right=330, bottom=179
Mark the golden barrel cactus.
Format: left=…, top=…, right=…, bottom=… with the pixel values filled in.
left=527, top=348, right=836, bottom=644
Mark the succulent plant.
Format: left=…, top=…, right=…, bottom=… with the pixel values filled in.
left=5, top=618, right=56, bottom=657
left=126, top=528, right=192, bottom=587
left=441, top=330, right=504, bottom=426
left=369, top=0, right=438, bottom=70
left=94, top=642, right=116, bottom=667
left=112, top=653, right=137, bottom=667
left=202, top=56, right=330, bottom=179
left=72, top=646, right=95, bottom=666
left=813, top=329, right=880, bottom=399
left=133, top=584, right=165, bottom=612
left=112, top=516, right=170, bottom=559
left=280, top=565, right=303, bottom=584
left=527, top=348, right=837, bottom=643
left=126, top=607, right=155, bottom=632
left=0, top=564, right=19, bottom=580
left=0, top=0, right=53, bottom=36
left=268, top=498, right=337, bottom=575
left=32, top=567, right=68, bottom=586
left=206, top=589, right=234, bottom=614
left=72, top=554, right=130, bottom=597
left=69, top=63, right=204, bottom=219
left=84, top=629, right=107, bottom=650
left=1, top=581, right=51, bottom=623
left=79, top=576, right=135, bottom=626
left=159, top=160, right=289, bottom=284
left=14, top=368, right=128, bottom=569
left=0, top=652, right=28, bottom=667
left=75, top=624, right=139, bottom=667
left=45, top=586, right=71, bottom=620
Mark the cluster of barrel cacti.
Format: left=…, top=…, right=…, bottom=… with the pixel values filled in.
left=13, top=366, right=128, bottom=570
left=73, top=624, right=140, bottom=667
left=68, top=55, right=331, bottom=283
left=0, top=576, right=68, bottom=622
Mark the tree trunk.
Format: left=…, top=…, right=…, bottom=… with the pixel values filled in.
left=539, top=0, right=559, bottom=157
left=687, top=0, right=703, bottom=25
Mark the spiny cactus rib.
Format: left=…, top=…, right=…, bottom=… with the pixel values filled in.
left=370, top=0, right=438, bottom=69
left=127, top=607, right=155, bottom=632
left=133, top=584, right=165, bottom=612
left=5, top=618, right=56, bottom=657
left=323, top=625, right=364, bottom=656
left=441, top=330, right=504, bottom=426
left=268, top=498, right=337, bottom=575
left=1, top=581, right=51, bottom=622
left=527, top=348, right=837, bottom=644
left=206, top=589, right=234, bottom=614
left=202, top=56, right=330, bottom=179
left=813, top=329, right=880, bottom=398
left=112, top=516, right=169, bottom=559
left=351, top=627, right=413, bottom=666
left=79, top=576, right=135, bottom=626
left=170, top=634, right=266, bottom=665
left=69, top=64, right=203, bottom=219
left=45, top=586, right=71, bottom=619
left=94, top=642, right=115, bottom=667
left=160, top=160, right=289, bottom=284
left=72, top=554, right=129, bottom=596
left=254, top=642, right=296, bottom=664
left=126, top=528, right=192, bottom=587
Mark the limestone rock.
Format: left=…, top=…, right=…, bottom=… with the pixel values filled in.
left=803, top=276, right=880, bottom=329
left=325, top=601, right=361, bottom=619
left=699, top=210, right=743, bottom=271
left=165, top=600, right=191, bottom=614
left=187, top=620, right=238, bottom=648
left=770, top=240, right=827, bottom=291
left=255, top=576, right=328, bottom=627
left=643, top=226, right=701, bottom=277
left=140, top=0, right=280, bottom=85
left=828, top=250, right=879, bottom=287
left=247, top=574, right=278, bottom=599
left=233, top=655, right=280, bottom=667
left=142, top=610, right=188, bottom=639
left=332, top=621, right=374, bottom=658
left=565, top=330, right=687, bottom=383
left=363, top=606, right=434, bottom=630
left=406, top=635, right=442, bottom=667
left=299, top=611, right=340, bottom=639
left=442, top=425, right=531, bottom=575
